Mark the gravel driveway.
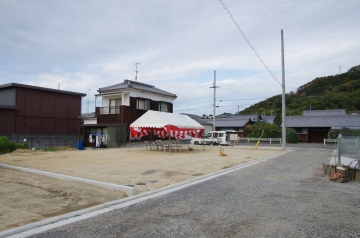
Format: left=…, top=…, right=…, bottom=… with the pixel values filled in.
left=28, top=147, right=360, bottom=238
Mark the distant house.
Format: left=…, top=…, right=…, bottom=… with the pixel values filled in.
left=81, top=80, right=177, bottom=148
left=213, top=118, right=251, bottom=138
left=0, top=83, right=86, bottom=147
left=261, top=115, right=276, bottom=124
left=185, top=112, right=263, bottom=138
left=285, top=109, right=360, bottom=143
left=302, top=109, right=347, bottom=116
left=181, top=113, right=213, bottom=133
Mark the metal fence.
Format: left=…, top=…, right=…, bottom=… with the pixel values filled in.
left=338, top=136, right=360, bottom=159
left=337, top=136, right=360, bottom=165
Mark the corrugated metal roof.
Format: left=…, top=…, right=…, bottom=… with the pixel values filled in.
left=0, top=83, right=86, bottom=96
left=285, top=115, right=360, bottom=127
left=98, top=80, right=177, bottom=98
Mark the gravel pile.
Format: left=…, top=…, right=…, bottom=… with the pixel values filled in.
left=29, top=147, right=360, bottom=237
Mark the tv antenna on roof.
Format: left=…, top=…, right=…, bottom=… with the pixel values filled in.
left=87, top=89, right=91, bottom=113
left=134, top=62, right=141, bottom=81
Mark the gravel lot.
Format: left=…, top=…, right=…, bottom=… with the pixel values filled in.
left=0, top=146, right=279, bottom=233
left=23, top=147, right=360, bottom=237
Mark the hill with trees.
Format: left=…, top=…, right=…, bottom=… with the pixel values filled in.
left=239, top=64, right=360, bottom=116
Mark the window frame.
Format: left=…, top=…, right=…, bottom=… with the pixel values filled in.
left=158, top=102, right=168, bottom=112
left=136, top=99, right=150, bottom=110
left=109, top=98, right=121, bottom=114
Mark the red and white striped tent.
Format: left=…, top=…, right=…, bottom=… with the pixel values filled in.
left=130, top=110, right=204, bottom=140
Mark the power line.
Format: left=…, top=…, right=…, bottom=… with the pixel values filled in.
left=284, top=46, right=360, bottom=76
left=176, top=83, right=213, bottom=94
left=218, top=0, right=282, bottom=86
left=174, top=105, right=213, bottom=112
left=175, top=99, right=213, bottom=108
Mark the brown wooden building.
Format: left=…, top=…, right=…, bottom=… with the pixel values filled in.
left=285, top=110, right=360, bottom=143
left=0, top=83, right=86, bottom=147
left=81, top=80, right=177, bottom=148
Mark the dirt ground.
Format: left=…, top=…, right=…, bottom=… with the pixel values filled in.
left=0, top=145, right=281, bottom=232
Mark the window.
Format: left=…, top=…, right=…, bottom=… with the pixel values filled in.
left=136, top=99, right=150, bottom=110
left=109, top=99, right=121, bottom=114
left=159, top=102, right=168, bottom=112
left=204, top=133, right=212, bottom=138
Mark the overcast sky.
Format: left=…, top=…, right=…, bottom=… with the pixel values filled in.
left=1, top=0, right=359, bottom=115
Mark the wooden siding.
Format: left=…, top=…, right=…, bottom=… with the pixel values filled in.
left=97, top=113, right=122, bottom=124
left=16, top=87, right=82, bottom=119
left=308, top=128, right=330, bottom=143
left=297, top=134, right=308, bottom=143
left=0, top=86, right=83, bottom=134
left=0, top=109, right=16, bottom=133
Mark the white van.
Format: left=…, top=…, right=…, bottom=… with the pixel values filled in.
left=191, top=131, right=230, bottom=146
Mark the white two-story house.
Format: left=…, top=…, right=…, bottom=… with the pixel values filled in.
left=81, top=79, right=177, bottom=148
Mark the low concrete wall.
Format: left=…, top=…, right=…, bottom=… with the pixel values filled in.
left=1, top=134, right=82, bottom=149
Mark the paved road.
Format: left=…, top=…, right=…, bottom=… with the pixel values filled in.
left=27, top=147, right=360, bottom=237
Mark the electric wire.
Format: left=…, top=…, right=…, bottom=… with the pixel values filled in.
left=218, top=0, right=282, bottom=86
left=285, top=46, right=360, bottom=76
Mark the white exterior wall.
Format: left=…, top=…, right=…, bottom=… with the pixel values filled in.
left=129, top=90, right=174, bottom=103
left=97, top=89, right=174, bottom=107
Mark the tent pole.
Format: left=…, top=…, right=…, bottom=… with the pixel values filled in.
left=128, top=128, right=131, bottom=152
left=168, top=132, right=170, bottom=154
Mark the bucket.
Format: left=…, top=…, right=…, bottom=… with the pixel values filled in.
left=76, top=141, right=83, bottom=150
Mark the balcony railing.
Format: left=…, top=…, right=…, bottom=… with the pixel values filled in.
left=97, top=106, right=120, bottom=115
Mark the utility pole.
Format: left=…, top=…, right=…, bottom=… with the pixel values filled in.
left=281, top=29, right=286, bottom=151
left=210, top=71, right=219, bottom=131
left=134, top=62, right=141, bottom=81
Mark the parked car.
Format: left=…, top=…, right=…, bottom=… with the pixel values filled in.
left=191, top=131, right=230, bottom=146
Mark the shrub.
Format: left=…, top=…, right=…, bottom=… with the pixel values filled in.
left=286, top=129, right=298, bottom=144
left=0, top=136, right=29, bottom=154
left=327, top=130, right=339, bottom=139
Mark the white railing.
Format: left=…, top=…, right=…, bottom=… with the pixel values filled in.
left=235, top=138, right=281, bottom=144
left=324, top=139, right=337, bottom=145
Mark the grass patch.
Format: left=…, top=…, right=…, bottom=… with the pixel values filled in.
left=39, top=148, right=57, bottom=152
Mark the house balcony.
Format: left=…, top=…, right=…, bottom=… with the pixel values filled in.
left=95, top=106, right=130, bottom=124
left=96, top=106, right=120, bottom=115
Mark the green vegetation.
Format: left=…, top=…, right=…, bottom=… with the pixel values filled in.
left=39, top=148, right=57, bottom=152
left=0, top=136, right=29, bottom=154
left=327, top=130, right=340, bottom=139
left=239, top=64, right=360, bottom=116
left=286, top=129, right=298, bottom=144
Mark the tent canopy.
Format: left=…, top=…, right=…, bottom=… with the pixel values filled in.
left=130, top=110, right=204, bottom=139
